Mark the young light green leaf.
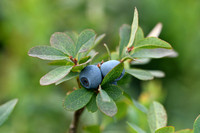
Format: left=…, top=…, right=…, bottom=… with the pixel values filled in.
left=50, top=32, right=76, bottom=56
left=64, top=88, right=94, bottom=111
left=99, top=87, right=111, bottom=102
left=147, top=101, right=167, bottom=133
left=134, top=37, right=172, bottom=51
left=127, top=122, right=146, bottom=133
left=126, top=68, right=154, bottom=80
left=101, top=62, right=124, bottom=85
left=131, top=48, right=176, bottom=58
left=0, top=99, right=18, bottom=126
left=55, top=72, right=79, bottom=85
left=148, top=70, right=165, bottom=78
left=96, top=93, right=117, bottom=117
left=147, top=23, right=163, bottom=37
left=155, top=126, right=175, bottom=133
left=119, top=24, right=131, bottom=58
left=134, top=27, right=144, bottom=44
left=86, top=94, right=98, bottom=113
left=28, top=46, right=68, bottom=60
left=40, top=66, right=72, bottom=85
left=104, top=43, right=111, bottom=60
left=175, top=129, right=193, bottom=133
left=194, top=115, right=200, bottom=133
left=127, top=8, right=138, bottom=48
left=103, top=84, right=123, bottom=101
left=76, top=29, right=96, bottom=55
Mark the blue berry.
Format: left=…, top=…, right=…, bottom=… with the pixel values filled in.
left=79, top=65, right=102, bottom=89
left=100, top=60, right=125, bottom=82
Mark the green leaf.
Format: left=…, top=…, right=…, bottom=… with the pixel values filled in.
left=194, top=115, right=200, bottom=133
left=132, top=98, right=148, bottom=114
left=131, top=48, right=176, bottom=58
left=175, top=129, right=193, bottom=133
left=96, top=93, right=117, bottom=117
left=28, top=46, right=68, bottom=60
left=79, top=56, right=91, bottom=64
left=131, top=58, right=151, bottom=65
left=72, top=52, right=98, bottom=72
left=123, top=93, right=148, bottom=114
left=48, top=60, right=74, bottom=66
left=119, top=24, right=131, bottom=58
left=126, top=68, right=154, bottom=80
left=134, top=37, right=172, bottom=51
left=99, top=87, right=111, bottom=102
left=94, top=34, right=105, bottom=46
left=0, top=99, right=18, bottom=126
left=155, top=126, right=175, bottom=133
left=65, top=31, right=78, bottom=44
left=127, top=122, right=146, bottom=133
left=63, top=88, right=94, bottom=111
left=134, top=27, right=144, bottom=44
left=83, top=125, right=101, bottom=133
left=127, top=8, right=138, bottom=48
left=147, top=101, right=167, bottom=133
left=86, top=94, right=98, bottom=113
left=148, top=70, right=165, bottom=78
left=50, top=32, right=76, bottom=56
left=103, top=84, right=123, bottom=101
left=75, top=29, right=96, bottom=55
left=101, top=62, right=124, bottom=85
left=40, top=66, right=72, bottom=85
left=55, top=72, right=79, bottom=85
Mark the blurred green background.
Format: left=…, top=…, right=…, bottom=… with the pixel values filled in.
left=0, top=0, right=200, bottom=132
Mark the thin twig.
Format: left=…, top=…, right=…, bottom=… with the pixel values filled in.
left=69, top=107, right=85, bottom=133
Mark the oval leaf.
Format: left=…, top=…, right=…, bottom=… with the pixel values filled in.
left=131, top=48, right=176, bottom=59
left=50, top=32, right=76, bottom=56
left=155, top=126, right=175, bottom=133
left=194, top=115, right=200, bottom=133
left=40, top=66, right=72, bottom=85
left=103, top=84, right=123, bottom=101
left=96, top=93, right=117, bottom=117
left=147, top=101, right=167, bottom=133
left=55, top=71, right=79, bottom=85
left=86, top=94, right=98, bottom=113
left=134, top=37, right=172, bottom=50
left=119, top=24, right=131, bottom=58
left=99, top=87, right=111, bottom=102
left=126, top=68, right=154, bottom=80
left=64, top=88, right=94, bottom=111
left=0, top=99, right=18, bottom=126
left=101, top=62, right=124, bottom=85
left=127, top=8, right=138, bottom=48
left=28, top=46, right=68, bottom=60
left=76, top=29, right=96, bottom=55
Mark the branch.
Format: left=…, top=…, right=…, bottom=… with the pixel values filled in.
left=69, top=107, right=85, bottom=133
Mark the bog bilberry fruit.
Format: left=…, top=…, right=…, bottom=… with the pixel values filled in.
left=79, top=65, right=102, bottom=89
left=100, top=60, right=125, bottom=82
